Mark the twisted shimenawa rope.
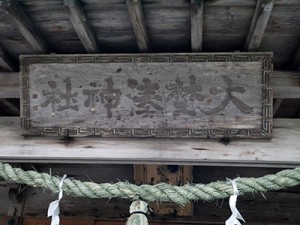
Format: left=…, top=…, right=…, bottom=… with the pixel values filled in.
left=0, top=163, right=299, bottom=205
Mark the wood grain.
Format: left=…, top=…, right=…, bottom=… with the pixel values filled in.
left=191, top=0, right=203, bottom=52
left=126, top=0, right=150, bottom=52
left=0, top=118, right=299, bottom=167
left=0, top=0, right=297, bottom=70
left=20, top=53, right=272, bottom=138
left=1, top=70, right=298, bottom=99
left=0, top=0, right=48, bottom=53
left=64, top=0, right=100, bottom=53
left=245, top=0, right=274, bottom=50
left=134, top=165, right=193, bottom=216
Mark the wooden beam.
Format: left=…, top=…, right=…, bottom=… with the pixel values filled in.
left=0, top=48, right=17, bottom=72
left=64, top=0, right=99, bottom=53
left=191, top=0, right=204, bottom=52
left=245, top=0, right=274, bottom=50
left=0, top=118, right=299, bottom=167
left=1, top=70, right=299, bottom=99
left=134, top=165, right=193, bottom=216
left=0, top=0, right=48, bottom=53
left=126, top=0, right=150, bottom=52
left=289, top=40, right=300, bottom=70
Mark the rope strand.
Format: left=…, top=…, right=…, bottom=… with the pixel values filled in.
left=0, top=163, right=299, bottom=205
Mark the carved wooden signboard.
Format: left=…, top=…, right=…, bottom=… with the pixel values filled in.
left=21, top=53, right=272, bottom=138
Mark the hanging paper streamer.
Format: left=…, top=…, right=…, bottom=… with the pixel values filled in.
left=126, top=200, right=150, bottom=225
left=225, top=178, right=245, bottom=225
left=47, top=174, right=67, bottom=225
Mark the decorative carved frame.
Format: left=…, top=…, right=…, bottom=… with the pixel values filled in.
left=21, top=53, right=273, bottom=138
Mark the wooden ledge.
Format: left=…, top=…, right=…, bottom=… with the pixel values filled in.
left=0, top=118, right=299, bottom=167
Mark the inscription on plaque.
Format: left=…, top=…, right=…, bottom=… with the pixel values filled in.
left=21, top=53, right=273, bottom=138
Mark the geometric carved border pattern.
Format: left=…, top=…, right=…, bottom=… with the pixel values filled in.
left=21, top=53, right=273, bottom=138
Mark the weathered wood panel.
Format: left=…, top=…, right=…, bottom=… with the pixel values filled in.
left=134, top=165, right=193, bottom=216
left=84, top=2, right=139, bottom=53
left=21, top=53, right=272, bottom=138
left=0, top=118, right=299, bottom=167
left=1, top=70, right=297, bottom=99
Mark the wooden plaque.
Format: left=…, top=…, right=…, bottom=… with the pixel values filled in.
left=20, top=53, right=273, bottom=138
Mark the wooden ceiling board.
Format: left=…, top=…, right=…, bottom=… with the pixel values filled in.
left=18, top=0, right=86, bottom=53
left=202, top=5, right=254, bottom=52
left=204, top=6, right=254, bottom=33
left=84, top=3, right=139, bottom=53
left=259, top=4, right=300, bottom=69
left=143, top=6, right=190, bottom=52
left=0, top=12, right=35, bottom=60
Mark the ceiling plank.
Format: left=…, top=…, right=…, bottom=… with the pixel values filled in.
left=245, top=0, right=274, bottom=51
left=0, top=48, right=17, bottom=72
left=191, top=0, right=204, bottom=52
left=0, top=0, right=48, bottom=53
left=64, top=0, right=100, bottom=53
left=0, top=117, right=299, bottom=167
left=126, top=0, right=150, bottom=52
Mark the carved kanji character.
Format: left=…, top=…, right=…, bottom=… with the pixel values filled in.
left=203, top=76, right=253, bottom=115
left=57, top=77, right=79, bottom=112
left=127, top=78, right=163, bottom=117
left=83, top=81, right=100, bottom=112
left=41, top=80, right=61, bottom=116
left=99, top=77, right=121, bottom=118
left=165, top=75, right=204, bottom=118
